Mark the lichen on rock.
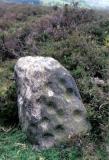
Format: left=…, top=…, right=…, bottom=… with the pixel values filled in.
left=15, top=56, right=90, bottom=149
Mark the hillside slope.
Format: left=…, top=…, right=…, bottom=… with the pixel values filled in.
left=0, top=0, right=109, bottom=9
left=44, top=0, right=109, bottom=9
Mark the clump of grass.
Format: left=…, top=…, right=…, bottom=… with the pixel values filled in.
left=0, top=128, right=108, bottom=160
left=0, top=129, right=81, bottom=160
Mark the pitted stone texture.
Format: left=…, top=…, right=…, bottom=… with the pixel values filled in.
left=15, top=56, right=90, bottom=149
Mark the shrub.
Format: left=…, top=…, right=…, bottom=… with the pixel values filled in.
left=0, top=60, right=18, bottom=125
left=0, top=83, right=18, bottom=125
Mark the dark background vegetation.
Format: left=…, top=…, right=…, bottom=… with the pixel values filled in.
left=0, top=3, right=109, bottom=159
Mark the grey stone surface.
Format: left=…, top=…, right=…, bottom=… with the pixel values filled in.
left=15, top=56, right=90, bottom=149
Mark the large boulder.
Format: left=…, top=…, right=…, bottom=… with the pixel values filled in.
left=15, top=56, right=90, bottom=149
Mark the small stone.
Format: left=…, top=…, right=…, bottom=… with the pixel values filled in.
left=91, top=77, right=105, bottom=86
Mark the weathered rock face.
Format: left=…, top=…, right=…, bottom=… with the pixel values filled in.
left=15, top=56, right=90, bottom=149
